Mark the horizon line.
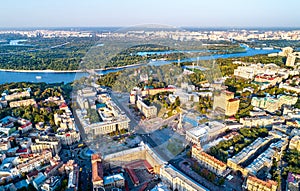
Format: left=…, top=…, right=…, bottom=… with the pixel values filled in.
left=1, top=25, right=300, bottom=30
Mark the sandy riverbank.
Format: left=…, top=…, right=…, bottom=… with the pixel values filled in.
left=0, top=62, right=146, bottom=73
left=0, top=69, right=83, bottom=73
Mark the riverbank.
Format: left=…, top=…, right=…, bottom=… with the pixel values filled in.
left=0, top=69, right=83, bottom=73
left=0, top=62, right=146, bottom=73
left=95, top=62, right=146, bottom=71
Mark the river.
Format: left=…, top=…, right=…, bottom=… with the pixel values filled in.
left=0, top=45, right=280, bottom=84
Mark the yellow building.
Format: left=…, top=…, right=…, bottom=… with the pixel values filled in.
left=136, top=97, right=157, bottom=118
left=286, top=53, right=296, bottom=66
left=143, top=87, right=176, bottom=96
left=130, top=93, right=136, bottom=104
left=280, top=47, right=293, bottom=57
left=9, top=99, right=36, bottom=108
left=289, top=136, right=300, bottom=151
left=246, top=176, right=277, bottom=191
left=5, top=91, right=30, bottom=101
left=227, top=159, right=249, bottom=176
left=226, top=98, right=240, bottom=116
left=213, top=90, right=239, bottom=116
left=191, top=145, right=227, bottom=176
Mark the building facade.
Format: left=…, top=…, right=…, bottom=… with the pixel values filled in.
left=191, top=145, right=227, bottom=176
left=246, top=176, right=277, bottom=191
left=213, top=90, right=239, bottom=116
left=136, top=97, right=157, bottom=118
left=160, top=164, right=209, bottom=191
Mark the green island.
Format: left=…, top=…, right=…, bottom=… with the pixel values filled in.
left=0, top=33, right=249, bottom=70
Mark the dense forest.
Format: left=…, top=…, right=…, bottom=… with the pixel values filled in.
left=0, top=34, right=248, bottom=70
left=0, top=37, right=97, bottom=70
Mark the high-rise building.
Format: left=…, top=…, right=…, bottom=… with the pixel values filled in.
left=280, top=47, right=293, bottom=57
left=286, top=53, right=296, bottom=66
left=213, top=90, right=240, bottom=116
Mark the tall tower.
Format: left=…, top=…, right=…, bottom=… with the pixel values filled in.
left=286, top=53, right=296, bottom=67
left=178, top=112, right=183, bottom=129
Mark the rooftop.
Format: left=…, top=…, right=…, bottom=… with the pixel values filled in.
left=199, top=151, right=226, bottom=167
left=248, top=176, right=277, bottom=188
left=103, top=173, right=124, bottom=185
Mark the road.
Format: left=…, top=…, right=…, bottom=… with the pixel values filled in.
left=139, top=133, right=171, bottom=161
left=73, top=109, right=87, bottom=140
left=72, top=90, right=226, bottom=191
left=110, top=91, right=139, bottom=129
left=60, top=145, right=92, bottom=191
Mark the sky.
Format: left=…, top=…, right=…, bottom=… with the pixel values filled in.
left=1, top=0, right=300, bottom=28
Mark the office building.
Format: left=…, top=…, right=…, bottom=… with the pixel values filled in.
left=213, top=90, right=239, bottom=116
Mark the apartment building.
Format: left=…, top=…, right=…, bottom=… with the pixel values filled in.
left=17, top=150, right=52, bottom=174
left=213, top=90, right=240, bottom=116
left=246, top=176, right=277, bottom=191
left=9, top=99, right=36, bottom=108
left=5, top=91, right=30, bottom=101
left=136, top=96, right=157, bottom=118
left=191, top=145, right=227, bottom=176
left=31, top=137, right=61, bottom=155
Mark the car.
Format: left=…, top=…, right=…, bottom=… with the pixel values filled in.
left=226, top=175, right=233, bottom=181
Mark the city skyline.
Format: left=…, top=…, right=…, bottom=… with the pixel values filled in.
left=1, top=1, right=300, bottom=190
left=1, top=0, right=300, bottom=28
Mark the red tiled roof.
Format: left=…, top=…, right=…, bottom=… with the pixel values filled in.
left=192, top=144, right=202, bottom=150
left=255, top=75, right=277, bottom=80
left=143, top=160, right=153, bottom=170
left=223, top=90, right=234, bottom=94
left=27, top=170, right=38, bottom=178
left=91, top=154, right=101, bottom=161
left=126, top=168, right=139, bottom=184
left=91, top=154, right=103, bottom=183
left=228, top=98, right=239, bottom=102
left=19, top=154, right=34, bottom=158
left=20, top=122, right=32, bottom=129
left=59, top=103, right=68, bottom=109
left=16, top=148, right=28, bottom=153
left=200, top=151, right=226, bottom=167
left=248, top=176, right=277, bottom=188
left=92, top=161, right=103, bottom=182
left=228, top=116, right=236, bottom=120
left=45, top=164, right=56, bottom=174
